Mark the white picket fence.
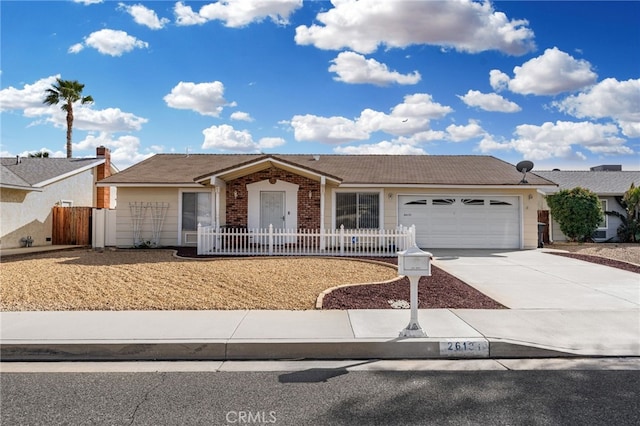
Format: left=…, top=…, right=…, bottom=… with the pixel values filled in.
left=197, top=224, right=416, bottom=257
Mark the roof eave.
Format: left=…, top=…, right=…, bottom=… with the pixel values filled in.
left=33, top=159, right=105, bottom=188
left=96, top=182, right=205, bottom=188
left=0, top=183, right=43, bottom=192
left=195, top=156, right=342, bottom=185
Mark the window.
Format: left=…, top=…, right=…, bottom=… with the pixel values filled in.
left=336, top=192, right=380, bottom=229
left=432, top=198, right=455, bottom=206
left=462, top=198, right=484, bottom=206
left=182, top=192, right=212, bottom=231
left=598, top=199, right=608, bottom=229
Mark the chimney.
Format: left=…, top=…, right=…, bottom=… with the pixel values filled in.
left=96, top=146, right=111, bottom=208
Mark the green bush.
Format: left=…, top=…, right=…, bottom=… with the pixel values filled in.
left=609, top=183, right=640, bottom=243
left=546, top=187, right=603, bottom=242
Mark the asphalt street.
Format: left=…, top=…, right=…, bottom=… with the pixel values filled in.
left=2, top=362, right=639, bottom=425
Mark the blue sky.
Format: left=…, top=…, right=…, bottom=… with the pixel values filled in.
left=1, top=0, right=639, bottom=171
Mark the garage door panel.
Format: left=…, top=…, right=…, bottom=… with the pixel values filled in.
left=398, top=195, right=520, bottom=249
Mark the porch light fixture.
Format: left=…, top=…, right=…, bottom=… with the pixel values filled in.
left=234, top=190, right=238, bottom=199
left=388, top=193, right=393, bottom=199
left=308, top=190, right=312, bottom=199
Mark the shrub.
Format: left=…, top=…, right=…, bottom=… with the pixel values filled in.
left=546, top=187, right=603, bottom=242
left=608, top=183, right=640, bottom=243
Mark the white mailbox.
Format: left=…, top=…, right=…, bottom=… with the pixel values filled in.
left=398, top=245, right=432, bottom=276
left=397, top=245, right=433, bottom=338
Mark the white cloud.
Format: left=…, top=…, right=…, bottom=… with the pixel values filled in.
left=75, top=132, right=157, bottom=169
left=201, top=124, right=282, bottom=153
left=230, top=111, right=254, bottom=122
left=174, top=1, right=207, bottom=25
left=290, top=115, right=369, bottom=144
left=478, top=120, right=632, bottom=160
left=257, top=137, right=286, bottom=149
left=68, top=43, right=84, bottom=54
left=491, top=47, right=597, bottom=95
left=489, top=69, right=510, bottom=92
left=290, top=93, right=452, bottom=144
left=73, top=0, right=103, bottom=5
left=329, top=51, right=421, bottom=86
left=118, top=3, right=169, bottom=30
left=458, top=90, right=521, bottom=113
left=446, top=120, right=486, bottom=142
left=334, top=140, right=427, bottom=155
left=71, top=106, right=148, bottom=132
left=174, top=0, right=302, bottom=28
left=70, top=29, right=149, bottom=56
left=295, top=0, right=535, bottom=55
left=163, top=81, right=229, bottom=117
left=0, top=75, right=148, bottom=133
left=0, top=75, right=59, bottom=112
left=554, top=78, right=640, bottom=137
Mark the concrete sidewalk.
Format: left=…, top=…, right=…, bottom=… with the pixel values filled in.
left=1, top=249, right=638, bottom=361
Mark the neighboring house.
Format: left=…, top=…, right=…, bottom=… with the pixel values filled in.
left=536, top=166, right=640, bottom=242
left=0, top=147, right=115, bottom=249
left=97, top=154, right=556, bottom=250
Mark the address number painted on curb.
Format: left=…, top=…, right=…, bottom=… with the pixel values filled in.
left=439, top=339, right=489, bottom=357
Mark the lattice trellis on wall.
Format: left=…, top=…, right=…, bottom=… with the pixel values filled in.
left=149, top=202, right=169, bottom=247
left=128, top=202, right=170, bottom=247
left=129, top=202, right=148, bottom=247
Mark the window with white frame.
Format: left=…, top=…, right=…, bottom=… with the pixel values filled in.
left=598, top=199, right=608, bottom=229
left=335, top=192, right=380, bottom=229
left=182, top=192, right=212, bottom=231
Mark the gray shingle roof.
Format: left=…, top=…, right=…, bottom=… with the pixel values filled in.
left=0, top=157, right=105, bottom=188
left=535, top=170, right=640, bottom=195
left=98, top=154, right=556, bottom=187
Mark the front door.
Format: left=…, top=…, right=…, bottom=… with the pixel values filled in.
left=260, top=191, right=285, bottom=229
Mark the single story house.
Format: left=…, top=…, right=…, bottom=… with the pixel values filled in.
left=0, top=147, right=115, bottom=249
left=536, top=166, right=640, bottom=242
left=97, top=154, right=556, bottom=250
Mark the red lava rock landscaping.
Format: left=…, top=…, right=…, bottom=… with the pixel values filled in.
left=321, top=269, right=507, bottom=310
left=547, top=252, right=640, bottom=274
left=320, top=259, right=506, bottom=310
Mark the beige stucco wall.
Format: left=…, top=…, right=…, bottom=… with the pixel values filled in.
left=115, top=185, right=540, bottom=249
left=115, top=187, right=182, bottom=247
left=0, top=170, right=95, bottom=248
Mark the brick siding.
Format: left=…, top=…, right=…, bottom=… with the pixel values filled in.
left=225, top=166, right=320, bottom=229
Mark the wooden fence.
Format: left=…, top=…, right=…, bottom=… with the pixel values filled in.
left=52, top=206, right=92, bottom=245
left=197, top=224, right=416, bottom=257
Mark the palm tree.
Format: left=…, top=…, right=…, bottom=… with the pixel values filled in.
left=43, top=78, right=93, bottom=158
left=28, top=151, right=50, bottom=158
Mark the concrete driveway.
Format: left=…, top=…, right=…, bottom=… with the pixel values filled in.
left=430, top=249, right=639, bottom=310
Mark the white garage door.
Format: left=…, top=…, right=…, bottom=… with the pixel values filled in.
left=398, top=195, right=520, bottom=249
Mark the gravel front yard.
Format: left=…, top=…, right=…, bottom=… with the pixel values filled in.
left=0, top=249, right=398, bottom=311
left=2, top=244, right=637, bottom=312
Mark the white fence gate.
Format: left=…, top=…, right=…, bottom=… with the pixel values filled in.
left=197, top=224, right=416, bottom=257
left=92, top=208, right=117, bottom=249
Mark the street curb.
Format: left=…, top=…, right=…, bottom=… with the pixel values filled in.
left=0, top=338, right=579, bottom=361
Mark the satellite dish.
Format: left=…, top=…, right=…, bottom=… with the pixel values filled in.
left=516, top=160, right=534, bottom=184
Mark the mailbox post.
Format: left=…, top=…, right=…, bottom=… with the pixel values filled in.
left=397, top=245, right=432, bottom=338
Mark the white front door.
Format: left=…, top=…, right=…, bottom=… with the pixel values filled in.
left=260, top=191, right=286, bottom=229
